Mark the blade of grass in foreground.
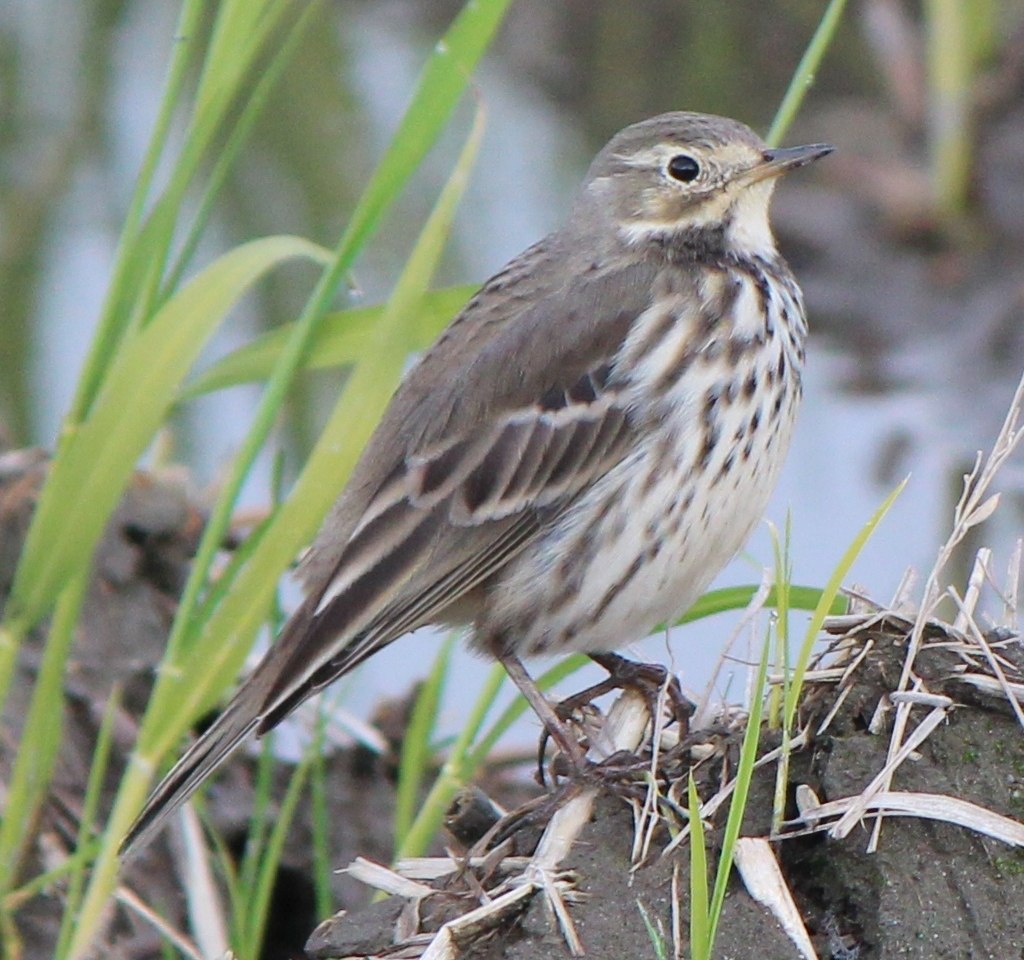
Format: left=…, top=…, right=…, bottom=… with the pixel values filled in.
left=767, top=480, right=907, bottom=842
left=161, top=1, right=326, bottom=298
left=0, top=575, right=87, bottom=893
left=309, top=716, right=334, bottom=921
left=766, top=0, right=849, bottom=146
left=676, top=583, right=845, bottom=626
left=687, top=773, right=710, bottom=960
left=53, top=687, right=122, bottom=959
left=393, top=662, right=510, bottom=863
left=396, top=636, right=455, bottom=847
left=178, top=285, right=477, bottom=399
left=707, top=632, right=771, bottom=947
left=67, top=4, right=515, bottom=954
left=784, top=478, right=907, bottom=728
left=637, top=899, right=669, bottom=960
left=239, top=740, right=315, bottom=957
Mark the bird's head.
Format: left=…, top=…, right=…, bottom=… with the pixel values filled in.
left=579, top=111, right=832, bottom=259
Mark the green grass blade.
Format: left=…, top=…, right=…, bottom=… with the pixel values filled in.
left=926, top=0, right=973, bottom=217
left=784, top=478, right=907, bottom=728
left=78, top=2, right=300, bottom=417
left=161, top=2, right=326, bottom=298
left=67, top=0, right=206, bottom=422
left=393, top=662, right=508, bottom=862
left=675, top=583, right=845, bottom=626
left=395, top=636, right=454, bottom=846
left=309, top=717, right=334, bottom=921
left=179, top=285, right=477, bottom=400
left=636, top=899, right=668, bottom=960
left=687, top=773, right=710, bottom=960
left=331, top=0, right=513, bottom=265
left=54, top=685, right=122, bottom=959
left=4, top=236, right=329, bottom=637
left=394, top=653, right=587, bottom=861
left=395, top=654, right=591, bottom=861
left=766, top=0, right=848, bottom=146
left=707, top=633, right=771, bottom=943
left=239, top=749, right=312, bottom=957
left=398, top=652, right=588, bottom=858
left=0, top=575, right=87, bottom=896
left=766, top=520, right=792, bottom=729
left=194, top=0, right=282, bottom=122
left=235, top=735, right=280, bottom=926
left=4, top=839, right=98, bottom=918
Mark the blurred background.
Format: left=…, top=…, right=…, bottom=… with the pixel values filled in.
left=2, top=0, right=1024, bottom=722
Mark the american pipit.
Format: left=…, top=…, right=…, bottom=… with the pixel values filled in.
left=123, top=112, right=831, bottom=853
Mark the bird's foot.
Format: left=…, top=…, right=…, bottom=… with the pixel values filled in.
left=535, top=655, right=692, bottom=787
left=592, top=652, right=694, bottom=730
left=562, top=652, right=693, bottom=734
left=501, top=651, right=692, bottom=788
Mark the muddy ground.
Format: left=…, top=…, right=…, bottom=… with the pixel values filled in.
left=306, top=621, right=1024, bottom=960
left=3, top=454, right=1024, bottom=959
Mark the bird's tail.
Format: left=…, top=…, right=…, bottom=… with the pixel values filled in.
left=119, top=683, right=261, bottom=857
left=120, top=599, right=322, bottom=858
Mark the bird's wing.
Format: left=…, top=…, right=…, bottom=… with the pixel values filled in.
left=255, top=355, right=636, bottom=729
left=122, top=247, right=675, bottom=856
left=253, top=245, right=672, bottom=725
left=295, top=239, right=664, bottom=589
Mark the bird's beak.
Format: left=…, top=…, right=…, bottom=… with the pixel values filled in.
left=745, top=143, right=834, bottom=183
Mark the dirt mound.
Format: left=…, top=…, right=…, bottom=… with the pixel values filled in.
left=309, top=616, right=1024, bottom=960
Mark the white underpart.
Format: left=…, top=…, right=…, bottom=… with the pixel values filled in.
left=482, top=262, right=805, bottom=656
left=725, top=180, right=776, bottom=258
left=723, top=273, right=763, bottom=340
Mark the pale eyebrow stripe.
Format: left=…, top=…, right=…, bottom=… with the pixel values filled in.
left=614, top=146, right=692, bottom=170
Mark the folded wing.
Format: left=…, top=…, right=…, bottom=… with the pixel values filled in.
left=122, top=248, right=669, bottom=855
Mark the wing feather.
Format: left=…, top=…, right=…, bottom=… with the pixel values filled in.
left=255, top=512, right=541, bottom=734
left=258, top=365, right=634, bottom=730
left=122, top=244, right=677, bottom=856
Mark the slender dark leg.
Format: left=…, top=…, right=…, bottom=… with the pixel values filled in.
left=526, top=653, right=692, bottom=782
left=498, top=652, right=589, bottom=774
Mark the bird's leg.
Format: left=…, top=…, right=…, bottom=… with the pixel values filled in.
left=529, top=654, right=694, bottom=785
left=498, top=653, right=590, bottom=778
left=560, top=652, right=694, bottom=732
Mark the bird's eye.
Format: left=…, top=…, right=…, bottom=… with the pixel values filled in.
left=667, top=154, right=701, bottom=183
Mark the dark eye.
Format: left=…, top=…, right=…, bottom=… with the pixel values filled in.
left=667, top=154, right=700, bottom=183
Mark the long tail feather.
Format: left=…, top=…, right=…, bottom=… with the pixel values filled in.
left=120, top=599, right=322, bottom=858
left=119, top=695, right=260, bottom=857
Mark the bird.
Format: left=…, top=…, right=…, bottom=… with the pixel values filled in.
left=122, top=111, right=831, bottom=854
